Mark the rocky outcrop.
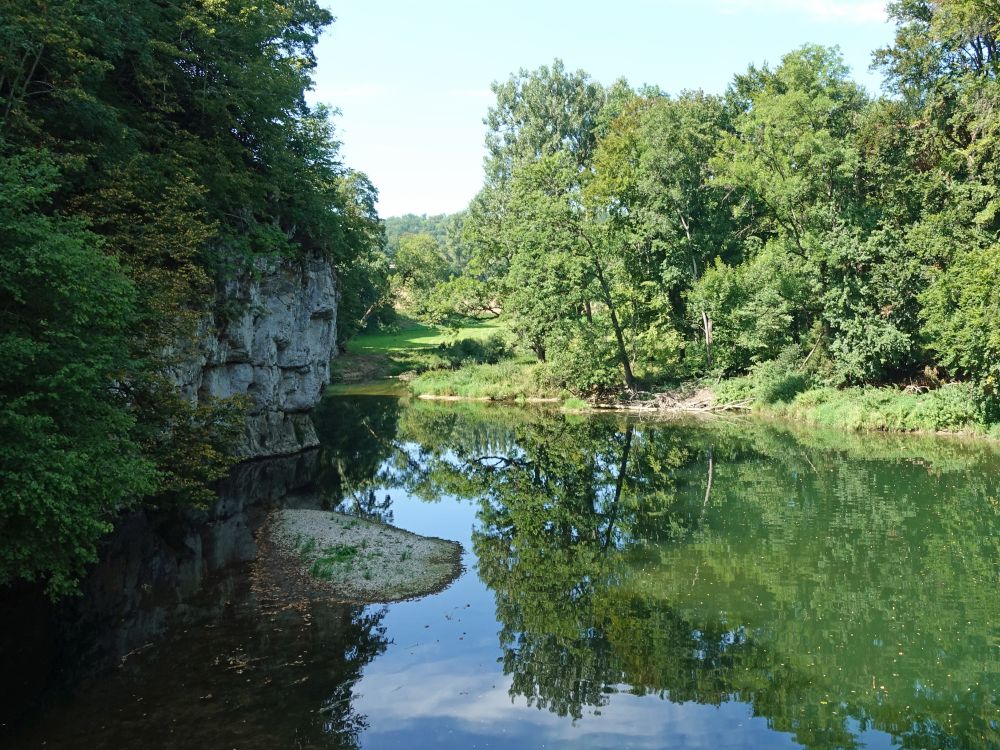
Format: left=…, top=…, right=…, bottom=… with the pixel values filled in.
left=168, top=254, right=339, bottom=458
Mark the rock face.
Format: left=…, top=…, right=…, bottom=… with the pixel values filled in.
left=168, top=254, right=338, bottom=458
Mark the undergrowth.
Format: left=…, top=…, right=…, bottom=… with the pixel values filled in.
left=410, top=360, right=561, bottom=400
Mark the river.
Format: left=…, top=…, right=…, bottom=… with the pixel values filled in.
left=1, top=393, right=998, bottom=749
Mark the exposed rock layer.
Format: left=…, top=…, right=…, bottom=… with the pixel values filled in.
left=168, top=255, right=338, bottom=458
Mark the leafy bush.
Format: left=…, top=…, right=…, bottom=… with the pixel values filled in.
left=908, top=383, right=986, bottom=432
left=749, top=347, right=812, bottom=404
left=920, top=243, right=1000, bottom=382
left=713, top=376, right=755, bottom=405
left=820, top=228, right=922, bottom=385
left=410, top=361, right=557, bottom=400
left=762, top=382, right=993, bottom=435
left=0, top=151, right=157, bottom=596
left=545, top=323, right=623, bottom=395
left=437, top=333, right=512, bottom=368
left=686, top=250, right=797, bottom=375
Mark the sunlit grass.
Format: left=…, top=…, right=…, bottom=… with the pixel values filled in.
left=336, top=315, right=506, bottom=380
left=346, top=315, right=502, bottom=355
left=757, top=383, right=994, bottom=436
left=410, top=360, right=560, bottom=401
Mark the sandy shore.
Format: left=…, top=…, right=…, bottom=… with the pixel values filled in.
left=258, top=509, right=463, bottom=604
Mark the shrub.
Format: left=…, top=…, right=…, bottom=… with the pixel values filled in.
left=410, top=361, right=557, bottom=400
left=749, top=347, right=812, bottom=404
left=909, top=383, right=985, bottom=432
left=920, top=243, right=1000, bottom=383
left=545, top=323, right=623, bottom=395
left=437, top=333, right=512, bottom=368
left=714, top=376, right=755, bottom=405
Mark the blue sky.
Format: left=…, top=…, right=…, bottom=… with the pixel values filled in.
left=310, top=1, right=896, bottom=218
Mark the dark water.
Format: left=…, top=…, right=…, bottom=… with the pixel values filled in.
left=2, top=395, right=998, bottom=749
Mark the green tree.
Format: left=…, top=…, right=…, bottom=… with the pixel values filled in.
left=0, top=0, right=382, bottom=593
left=590, top=91, right=739, bottom=373
left=392, top=233, right=453, bottom=319
left=0, top=148, right=156, bottom=595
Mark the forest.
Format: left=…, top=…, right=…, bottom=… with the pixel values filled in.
left=0, top=1, right=382, bottom=594
left=381, top=1, right=1000, bottom=433
left=3, top=0, right=1000, bottom=596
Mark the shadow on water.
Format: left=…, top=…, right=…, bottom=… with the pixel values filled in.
left=1, top=394, right=998, bottom=749
left=0, top=399, right=405, bottom=748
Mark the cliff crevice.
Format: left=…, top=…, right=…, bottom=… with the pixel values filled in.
left=168, top=254, right=338, bottom=458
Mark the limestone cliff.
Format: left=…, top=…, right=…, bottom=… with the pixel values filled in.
left=168, top=254, right=338, bottom=458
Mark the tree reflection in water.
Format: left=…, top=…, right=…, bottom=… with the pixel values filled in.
left=1, top=445, right=393, bottom=750
left=381, top=400, right=999, bottom=750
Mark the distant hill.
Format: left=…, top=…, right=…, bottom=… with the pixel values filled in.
left=383, top=212, right=469, bottom=270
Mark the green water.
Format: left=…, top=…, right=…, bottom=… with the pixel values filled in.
left=3, top=395, right=998, bottom=749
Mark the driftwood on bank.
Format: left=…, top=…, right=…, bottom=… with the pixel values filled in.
left=593, top=387, right=753, bottom=414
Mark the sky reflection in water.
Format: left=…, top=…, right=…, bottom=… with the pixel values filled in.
left=320, top=396, right=997, bottom=750
left=3, top=394, right=997, bottom=750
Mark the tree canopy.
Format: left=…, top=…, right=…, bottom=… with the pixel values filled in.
left=425, top=6, right=1000, bottom=411
left=0, top=0, right=381, bottom=594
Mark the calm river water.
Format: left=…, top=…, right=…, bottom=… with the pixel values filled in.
left=1, top=394, right=998, bottom=749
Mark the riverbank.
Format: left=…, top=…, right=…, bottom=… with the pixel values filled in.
left=408, top=362, right=999, bottom=439
left=749, top=384, right=1000, bottom=439
left=339, top=321, right=999, bottom=439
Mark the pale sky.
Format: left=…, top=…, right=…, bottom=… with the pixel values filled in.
left=309, top=1, right=896, bottom=218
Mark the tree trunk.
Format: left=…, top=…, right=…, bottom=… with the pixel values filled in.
left=603, top=425, right=633, bottom=550
left=593, top=260, right=636, bottom=391
left=701, top=310, right=713, bottom=368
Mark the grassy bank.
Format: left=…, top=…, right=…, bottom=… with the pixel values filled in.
left=716, top=375, right=1000, bottom=439
left=410, top=360, right=560, bottom=401
left=340, top=319, right=999, bottom=440
left=411, top=357, right=1000, bottom=439
left=333, top=316, right=503, bottom=382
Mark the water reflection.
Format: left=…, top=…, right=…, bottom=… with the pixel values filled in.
left=1, top=449, right=392, bottom=748
left=388, top=401, right=1000, bottom=750
left=2, top=395, right=998, bottom=749
left=312, top=395, right=403, bottom=524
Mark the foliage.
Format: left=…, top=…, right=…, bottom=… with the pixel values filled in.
left=436, top=333, right=512, bottom=369
left=415, top=14, right=1000, bottom=424
left=764, top=381, right=991, bottom=434
left=409, top=361, right=558, bottom=401
left=384, top=212, right=469, bottom=269
left=920, top=242, right=1000, bottom=382
left=544, top=321, right=624, bottom=395
left=686, top=252, right=796, bottom=375
left=0, top=148, right=156, bottom=596
left=391, top=233, right=454, bottom=320
left=336, top=246, right=395, bottom=345
left=747, top=346, right=814, bottom=404
left=0, top=1, right=380, bottom=593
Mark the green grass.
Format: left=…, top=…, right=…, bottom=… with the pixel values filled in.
left=744, top=382, right=995, bottom=436
left=336, top=315, right=504, bottom=379
left=346, top=316, right=501, bottom=355
left=317, top=543, right=359, bottom=565
left=298, top=536, right=317, bottom=555
left=305, top=542, right=360, bottom=581
left=410, top=360, right=561, bottom=401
